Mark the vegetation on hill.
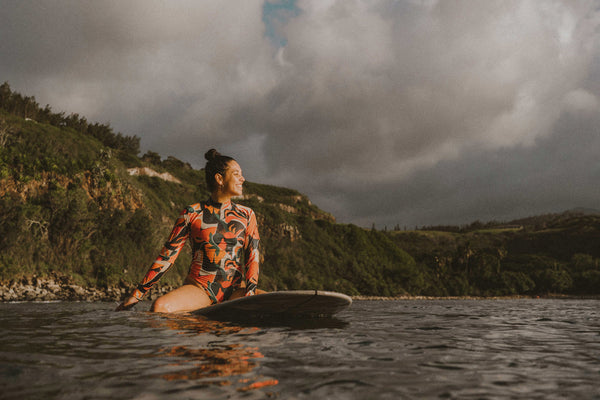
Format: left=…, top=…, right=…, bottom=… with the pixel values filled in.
left=390, top=212, right=600, bottom=296
left=1, top=82, right=599, bottom=298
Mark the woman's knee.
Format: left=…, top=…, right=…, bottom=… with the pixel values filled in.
left=151, top=296, right=170, bottom=313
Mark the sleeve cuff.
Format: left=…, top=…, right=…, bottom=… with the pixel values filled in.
left=132, top=288, right=145, bottom=300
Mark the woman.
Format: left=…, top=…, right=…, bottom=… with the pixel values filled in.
left=116, top=149, right=261, bottom=313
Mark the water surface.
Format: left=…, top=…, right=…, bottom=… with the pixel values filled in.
left=1, top=299, right=599, bottom=399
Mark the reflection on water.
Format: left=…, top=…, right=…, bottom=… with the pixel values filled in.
left=149, top=312, right=254, bottom=335
left=154, top=345, right=270, bottom=386
left=147, top=312, right=279, bottom=392
left=143, top=311, right=348, bottom=392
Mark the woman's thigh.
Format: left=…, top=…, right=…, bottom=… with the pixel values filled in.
left=151, top=284, right=212, bottom=313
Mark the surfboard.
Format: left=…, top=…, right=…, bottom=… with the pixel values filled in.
left=192, top=290, right=352, bottom=321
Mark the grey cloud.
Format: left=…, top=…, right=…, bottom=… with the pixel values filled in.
left=327, top=105, right=600, bottom=228
left=1, top=0, right=599, bottom=227
left=259, top=1, right=598, bottom=178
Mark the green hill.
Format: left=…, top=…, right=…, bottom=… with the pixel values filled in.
left=1, top=82, right=599, bottom=299
left=0, top=83, right=420, bottom=298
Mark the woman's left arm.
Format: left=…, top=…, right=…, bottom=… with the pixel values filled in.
left=244, top=210, right=260, bottom=296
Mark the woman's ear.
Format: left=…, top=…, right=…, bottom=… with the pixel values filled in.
left=214, top=173, right=224, bottom=187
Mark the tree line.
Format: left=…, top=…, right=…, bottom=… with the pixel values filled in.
left=0, top=82, right=139, bottom=156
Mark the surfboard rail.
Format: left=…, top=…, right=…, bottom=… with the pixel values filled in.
left=192, top=290, right=352, bottom=320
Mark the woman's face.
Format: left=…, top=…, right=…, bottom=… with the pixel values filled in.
left=219, top=160, right=245, bottom=197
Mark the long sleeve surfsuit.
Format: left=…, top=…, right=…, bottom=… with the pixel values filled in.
left=131, top=198, right=260, bottom=303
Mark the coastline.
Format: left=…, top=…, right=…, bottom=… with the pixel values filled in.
left=0, top=274, right=172, bottom=303
left=1, top=274, right=598, bottom=303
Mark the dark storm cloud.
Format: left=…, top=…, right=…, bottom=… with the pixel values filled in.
left=330, top=109, right=600, bottom=228
left=1, top=0, right=274, bottom=152
left=1, top=0, right=599, bottom=227
left=259, top=1, right=598, bottom=176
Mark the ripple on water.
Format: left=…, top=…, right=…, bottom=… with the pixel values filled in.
left=2, top=299, right=600, bottom=399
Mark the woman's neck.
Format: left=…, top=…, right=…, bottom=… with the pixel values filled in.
left=210, top=192, right=231, bottom=205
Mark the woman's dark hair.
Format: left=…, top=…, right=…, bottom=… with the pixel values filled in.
left=204, top=149, right=235, bottom=192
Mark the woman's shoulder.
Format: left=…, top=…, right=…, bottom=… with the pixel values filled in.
left=231, top=201, right=255, bottom=217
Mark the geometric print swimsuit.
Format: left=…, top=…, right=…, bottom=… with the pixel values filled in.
left=132, top=198, right=260, bottom=304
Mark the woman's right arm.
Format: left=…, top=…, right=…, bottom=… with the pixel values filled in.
left=115, top=207, right=193, bottom=311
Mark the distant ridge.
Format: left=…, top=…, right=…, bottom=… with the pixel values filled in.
left=418, top=207, right=600, bottom=233
left=565, top=207, right=600, bottom=215
left=503, top=208, right=600, bottom=230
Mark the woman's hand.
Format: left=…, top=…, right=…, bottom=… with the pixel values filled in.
left=247, top=289, right=267, bottom=296
left=115, top=296, right=139, bottom=311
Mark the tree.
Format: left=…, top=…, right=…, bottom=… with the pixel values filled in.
left=142, top=151, right=162, bottom=165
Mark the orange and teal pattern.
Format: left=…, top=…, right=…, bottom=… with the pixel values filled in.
left=132, top=199, right=260, bottom=303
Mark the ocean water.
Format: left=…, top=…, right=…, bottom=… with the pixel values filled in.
left=1, top=299, right=599, bottom=399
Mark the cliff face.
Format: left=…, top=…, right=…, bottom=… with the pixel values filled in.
left=242, top=193, right=334, bottom=244
left=127, top=167, right=181, bottom=184
left=1, top=170, right=144, bottom=211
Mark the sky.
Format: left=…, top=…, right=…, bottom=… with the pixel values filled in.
left=1, top=0, right=599, bottom=228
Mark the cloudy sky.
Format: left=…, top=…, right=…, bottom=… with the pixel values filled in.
left=2, top=0, right=599, bottom=228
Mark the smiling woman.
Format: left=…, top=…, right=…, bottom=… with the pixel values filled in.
left=116, top=149, right=263, bottom=313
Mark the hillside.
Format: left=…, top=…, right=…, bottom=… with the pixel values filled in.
left=1, top=82, right=599, bottom=300
left=0, top=83, right=420, bottom=300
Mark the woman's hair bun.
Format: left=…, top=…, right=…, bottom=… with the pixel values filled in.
left=204, top=148, right=221, bottom=162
